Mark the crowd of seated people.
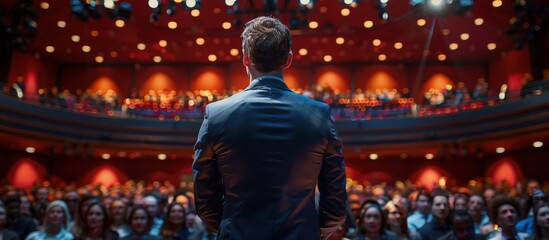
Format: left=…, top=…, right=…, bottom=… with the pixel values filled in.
left=1, top=177, right=548, bottom=240
left=35, top=88, right=121, bottom=114
left=4, top=76, right=548, bottom=121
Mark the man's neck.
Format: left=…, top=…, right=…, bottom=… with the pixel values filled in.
left=248, top=67, right=284, bottom=82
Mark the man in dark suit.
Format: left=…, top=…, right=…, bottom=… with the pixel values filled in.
left=192, top=16, right=347, bottom=240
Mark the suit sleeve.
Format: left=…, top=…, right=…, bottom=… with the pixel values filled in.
left=317, top=106, right=347, bottom=240
left=192, top=106, right=223, bottom=233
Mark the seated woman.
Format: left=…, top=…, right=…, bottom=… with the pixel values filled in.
left=76, top=202, right=119, bottom=240
left=533, top=202, right=549, bottom=240
left=159, top=202, right=189, bottom=240
left=121, top=206, right=159, bottom=240
left=26, top=200, right=73, bottom=240
left=350, top=200, right=397, bottom=240
left=384, top=201, right=410, bottom=240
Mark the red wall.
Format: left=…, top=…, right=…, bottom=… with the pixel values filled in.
left=135, top=65, right=189, bottom=94
left=59, top=66, right=133, bottom=99
left=8, top=51, right=58, bottom=98
left=355, top=64, right=407, bottom=92
left=2, top=148, right=546, bottom=190
left=489, top=48, right=531, bottom=98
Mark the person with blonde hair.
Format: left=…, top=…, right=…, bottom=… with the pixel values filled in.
left=26, top=200, right=74, bottom=240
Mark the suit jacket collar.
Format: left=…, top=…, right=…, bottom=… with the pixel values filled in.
left=245, top=77, right=291, bottom=92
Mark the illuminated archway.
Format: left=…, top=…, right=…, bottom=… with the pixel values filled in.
left=486, top=158, right=523, bottom=186
left=7, top=158, right=47, bottom=189
left=409, top=166, right=451, bottom=191
left=367, top=71, right=398, bottom=91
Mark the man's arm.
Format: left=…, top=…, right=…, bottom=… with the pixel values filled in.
left=318, top=108, right=347, bottom=240
left=193, top=106, right=223, bottom=233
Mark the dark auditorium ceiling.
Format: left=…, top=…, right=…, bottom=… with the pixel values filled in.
left=1, top=0, right=538, bottom=64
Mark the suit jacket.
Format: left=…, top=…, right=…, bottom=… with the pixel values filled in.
left=193, top=77, right=347, bottom=240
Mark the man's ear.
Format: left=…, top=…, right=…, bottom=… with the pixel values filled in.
left=243, top=52, right=251, bottom=67
left=283, top=51, right=293, bottom=69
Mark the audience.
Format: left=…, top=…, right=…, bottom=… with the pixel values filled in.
left=25, top=200, right=73, bottom=240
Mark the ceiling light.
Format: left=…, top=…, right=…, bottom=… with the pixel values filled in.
left=309, top=21, right=318, bottom=29
left=101, top=153, right=111, bottom=160
left=158, top=153, right=167, bottom=160
left=372, top=39, right=381, bottom=46
left=45, top=46, right=55, bottom=53
left=487, top=43, right=497, bottom=50
left=474, top=18, right=484, bottom=26
left=153, top=56, right=162, bottom=63
left=449, top=43, right=459, bottom=50
left=208, top=54, right=217, bottom=62
left=25, top=147, right=36, bottom=153
left=425, top=153, right=434, bottom=160
left=323, top=55, right=332, bottom=62
left=496, top=147, right=505, bottom=154
left=137, top=43, right=146, bottom=50
left=95, top=56, right=104, bottom=63
left=158, top=40, right=167, bottom=47
left=438, top=54, right=447, bottom=61
left=394, top=42, right=403, bottom=49
left=341, top=8, right=350, bottom=16
left=378, top=54, right=387, bottom=61
left=364, top=20, right=374, bottom=28
left=104, top=0, right=115, bottom=9
left=369, top=153, right=378, bottom=160
left=71, top=35, right=80, bottom=42
left=186, top=0, right=197, bottom=8
left=417, top=19, right=426, bottom=26
left=168, top=21, right=178, bottom=29
left=222, top=22, right=232, bottom=29
left=336, top=37, right=345, bottom=45
left=40, top=2, right=49, bottom=10
left=110, top=51, right=118, bottom=57
left=148, top=0, right=159, bottom=8
left=460, top=33, right=470, bottom=40
left=230, top=48, right=239, bottom=56
left=442, top=29, right=450, bottom=35
left=492, top=0, right=502, bottom=8
left=57, top=21, right=66, bottom=28
left=533, top=141, right=543, bottom=148
left=191, top=9, right=200, bottom=17
left=225, top=0, right=236, bottom=6
left=115, top=20, right=125, bottom=28
left=299, top=48, right=308, bottom=56
left=90, top=30, right=99, bottom=37
left=196, top=38, right=205, bottom=45
left=82, top=45, right=91, bottom=52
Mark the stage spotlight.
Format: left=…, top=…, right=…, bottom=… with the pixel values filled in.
left=184, top=0, right=201, bottom=10
left=225, top=0, right=237, bottom=7
left=341, top=0, right=358, bottom=8
left=299, top=0, right=315, bottom=9
left=376, top=0, right=389, bottom=20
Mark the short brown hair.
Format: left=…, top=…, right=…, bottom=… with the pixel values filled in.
left=241, top=16, right=292, bottom=73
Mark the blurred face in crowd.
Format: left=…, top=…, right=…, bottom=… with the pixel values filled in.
left=468, top=195, right=484, bottom=216
left=386, top=206, right=402, bottom=229
left=416, top=195, right=431, bottom=215
left=497, top=204, right=518, bottom=229
left=169, top=204, right=185, bottom=225
left=6, top=201, right=20, bottom=218
left=175, top=195, right=190, bottom=211
left=454, top=197, right=467, bottom=212
left=483, top=189, right=495, bottom=204
left=432, top=196, right=450, bottom=221
left=20, top=196, right=32, bottom=215
left=80, top=199, right=97, bottom=220
left=48, top=205, right=65, bottom=227
left=452, top=215, right=474, bottom=240
left=537, top=206, right=549, bottom=230
left=130, top=208, right=148, bottom=234
left=37, top=188, right=49, bottom=203
left=143, top=196, right=158, bottom=217
left=86, top=205, right=104, bottom=230
left=527, top=181, right=540, bottom=196
left=110, top=200, right=126, bottom=222
left=363, top=207, right=382, bottom=234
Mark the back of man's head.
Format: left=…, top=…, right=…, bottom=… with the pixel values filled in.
left=241, top=16, right=291, bottom=73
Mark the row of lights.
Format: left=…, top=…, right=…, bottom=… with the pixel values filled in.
left=23, top=141, right=544, bottom=159
left=360, top=141, right=545, bottom=160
